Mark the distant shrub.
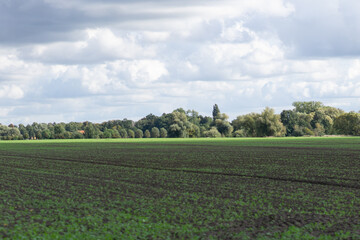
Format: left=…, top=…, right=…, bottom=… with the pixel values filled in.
left=135, top=129, right=143, bottom=138
left=144, top=130, right=151, bottom=138
left=128, top=129, right=135, bottom=138
left=160, top=128, right=167, bottom=138
left=151, top=127, right=160, bottom=138
left=304, top=128, right=314, bottom=136
left=203, top=127, right=221, bottom=138
left=233, top=129, right=246, bottom=137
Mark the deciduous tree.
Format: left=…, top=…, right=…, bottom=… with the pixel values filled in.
left=151, top=127, right=160, bottom=138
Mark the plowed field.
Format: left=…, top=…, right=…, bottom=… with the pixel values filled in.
left=0, top=138, right=359, bottom=239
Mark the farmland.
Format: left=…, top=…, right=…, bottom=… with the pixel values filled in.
left=0, top=137, right=359, bottom=239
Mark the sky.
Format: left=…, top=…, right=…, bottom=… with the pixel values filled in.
left=1, top=0, right=360, bottom=124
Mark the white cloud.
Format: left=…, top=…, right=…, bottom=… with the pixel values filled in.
left=126, top=60, right=168, bottom=84
left=0, top=107, right=14, bottom=118
left=181, top=21, right=287, bottom=80
left=142, top=31, right=170, bottom=42
left=2, top=0, right=360, bottom=124
left=0, top=85, right=24, bottom=99
left=348, top=59, right=360, bottom=80
left=221, top=22, right=252, bottom=42
left=78, top=59, right=168, bottom=93
left=22, top=28, right=157, bottom=64
left=0, top=54, right=34, bottom=80
left=81, top=65, right=113, bottom=94
left=60, top=0, right=294, bottom=21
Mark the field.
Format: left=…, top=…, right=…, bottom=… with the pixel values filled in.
left=0, top=137, right=359, bottom=239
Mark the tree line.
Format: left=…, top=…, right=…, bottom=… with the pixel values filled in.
left=1, top=101, right=360, bottom=140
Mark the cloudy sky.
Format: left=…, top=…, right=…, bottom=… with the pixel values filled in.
left=1, top=0, right=360, bottom=124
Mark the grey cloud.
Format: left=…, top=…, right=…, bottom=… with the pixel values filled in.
left=0, top=0, right=218, bottom=45
left=1, top=0, right=293, bottom=45
left=262, top=0, right=360, bottom=57
left=18, top=30, right=156, bottom=65
left=40, top=78, right=89, bottom=99
left=0, top=0, right=87, bottom=45
left=2, top=0, right=360, bottom=125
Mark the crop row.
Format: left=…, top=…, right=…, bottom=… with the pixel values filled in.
left=0, top=138, right=359, bottom=239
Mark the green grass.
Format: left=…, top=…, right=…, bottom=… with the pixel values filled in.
left=0, top=137, right=359, bottom=239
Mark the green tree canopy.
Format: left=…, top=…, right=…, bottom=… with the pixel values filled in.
left=167, top=110, right=189, bottom=138
left=203, top=127, right=221, bottom=138
left=233, top=108, right=284, bottom=137
left=293, top=101, right=323, bottom=114
left=119, top=129, right=128, bottom=138
left=135, top=129, right=143, bottom=138
left=128, top=129, right=135, bottom=138
left=255, top=107, right=285, bottom=137
left=144, top=129, right=151, bottom=138
left=334, top=112, right=360, bottom=135
left=151, top=127, right=160, bottom=138
left=232, top=113, right=259, bottom=137
left=212, top=104, right=220, bottom=120
left=160, top=128, right=167, bottom=138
